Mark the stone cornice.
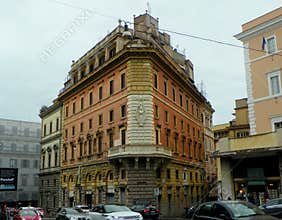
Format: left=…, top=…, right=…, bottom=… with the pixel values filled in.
left=57, top=46, right=206, bottom=104
left=235, top=15, right=282, bottom=41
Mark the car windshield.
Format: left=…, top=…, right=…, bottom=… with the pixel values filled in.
left=19, top=210, right=37, bottom=216
left=104, top=205, right=131, bottom=213
left=224, top=202, right=265, bottom=217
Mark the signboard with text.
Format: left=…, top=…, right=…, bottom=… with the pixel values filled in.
left=0, top=168, right=18, bottom=191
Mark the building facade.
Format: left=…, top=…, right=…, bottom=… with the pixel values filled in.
left=39, top=102, right=62, bottom=217
left=0, top=118, right=41, bottom=205
left=235, top=7, right=282, bottom=135
left=214, top=7, right=282, bottom=205
left=55, top=13, right=213, bottom=216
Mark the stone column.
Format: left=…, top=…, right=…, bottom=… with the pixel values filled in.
left=220, top=158, right=235, bottom=200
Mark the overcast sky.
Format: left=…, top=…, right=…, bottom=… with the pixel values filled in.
left=0, top=1, right=281, bottom=125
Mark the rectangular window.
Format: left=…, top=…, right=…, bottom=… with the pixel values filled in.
left=172, top=88, right=176, bottom=102
left=109, top=47, right=116, bottom=58
left=56, top=118, right=59, bottom=131
left=89, top=92, right=93, bottom=105
left=43, top=124, right=47, bottom=136
left=109, top=133, right=114, bottom=148
left=42, top=156, right=45, bottom=169
left=99, top=54, right=105, bottom=66
left=65, top=129, right=68, bottom=138
left=89, top=64, right=94, bottom=72
left=21, top=174, right=28, bottom=186
left=24, top=128, right=30, bottom=136
left=176, top=170, right=179, bottom=179
left=99, top=86, right=103, bottom=101
left=154, top=73, right=158, bottom=89
left=186, top=98, right=189, bottom=112
left=155, top=105, right=159, bottom=118
left=80, top=97, right=84, bottom=110
left=48, top=153, right=51, bottom=167
left=21, top=160, right=30, bottom=168
left=275, top=122, right=282, bottom=130
left=72, top=126, right=75, bottom=136
left=98, top=136, right=103, bottom=153
left=121, top=73, right=126, bottom=89
left=98, top=114, right=103, bottom=126
left=155, top=128, right=160, bottom=145
left=164, top=80, right=168, bottom=95
left=165, top=111, right=168, bottom=123
left=180, top=94, right=183, bottom=107
left=73, top=102, right=76, bottom=114
left=183, top=171, right=187, bottom=181
left=121, top=169, right=126, bottom=179
left=109, top=80, right=114, bottom=96
left=173, top=116, right=177, bottom=128
left=88, top=139, right=92, bottom=155
left=109, top=110, right=114, bottom=122
left=167, top=169, right=171, bottom=179
left=267, top=36, right=276, bottom=54
left=89, top=119, right=92, bottom=129
left=64, top=147, right=67, bottom=161
left=65, top=106, right=69, bottom=117
left=33, top=160, right=38, bottom=168
left=10, top=159, right=17, bottom=168
left=268, top=71, right=281, bottom=96
left=49, top=122, right=52, bottom=134
left=166, top=130, right=170, bottom=148
left=121, top=129, right=126, bottom=145
left=54, top=151, right=58, bottom=166
left=80, top=122, right=83, bottom=132
left=121, top=105, right=126, bottom=118
left=182, top=137, right=185, bottom=155
left=174, top=134, right=178, bottom=152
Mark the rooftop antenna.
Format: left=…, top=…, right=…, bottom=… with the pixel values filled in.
left=146, top=2, right=151, bottom=15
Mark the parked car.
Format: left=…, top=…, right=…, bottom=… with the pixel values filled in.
left=90, top=204, right=143, bottom=220
left=131, top=204, right=160, bottom=220
left=17, top=207, right=43, bottom=217
left=259, top=198, right=282, bottom=218
left=56, top=207, right=91, bottom=220
left=75, top=205, right=90, bottom=213
left=13, top=209, right=42, bottom=220
left=192, top=200, right=279, bottom=220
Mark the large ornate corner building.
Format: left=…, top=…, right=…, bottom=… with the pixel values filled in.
left=40, top=13, right=214, bottom=216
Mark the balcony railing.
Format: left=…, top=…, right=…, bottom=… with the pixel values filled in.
left=107, top=144, right=172, bottom=160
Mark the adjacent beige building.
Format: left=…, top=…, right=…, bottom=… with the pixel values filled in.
left=235, top=7, right=282, bottom=135
left=214, top=7, right=282, bottom=205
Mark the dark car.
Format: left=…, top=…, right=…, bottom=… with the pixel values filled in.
left=131, top=204, right=160, bottom=220
left=192, top=200, right=279, bottom=220
left=259, top=198, right=282, bottom=218
left=56, top=207, right=91, bottom=220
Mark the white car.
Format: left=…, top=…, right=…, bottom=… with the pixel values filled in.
left=89, top=204, right=143, bottom=220
left=75, top=205, right=90, bottom=213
